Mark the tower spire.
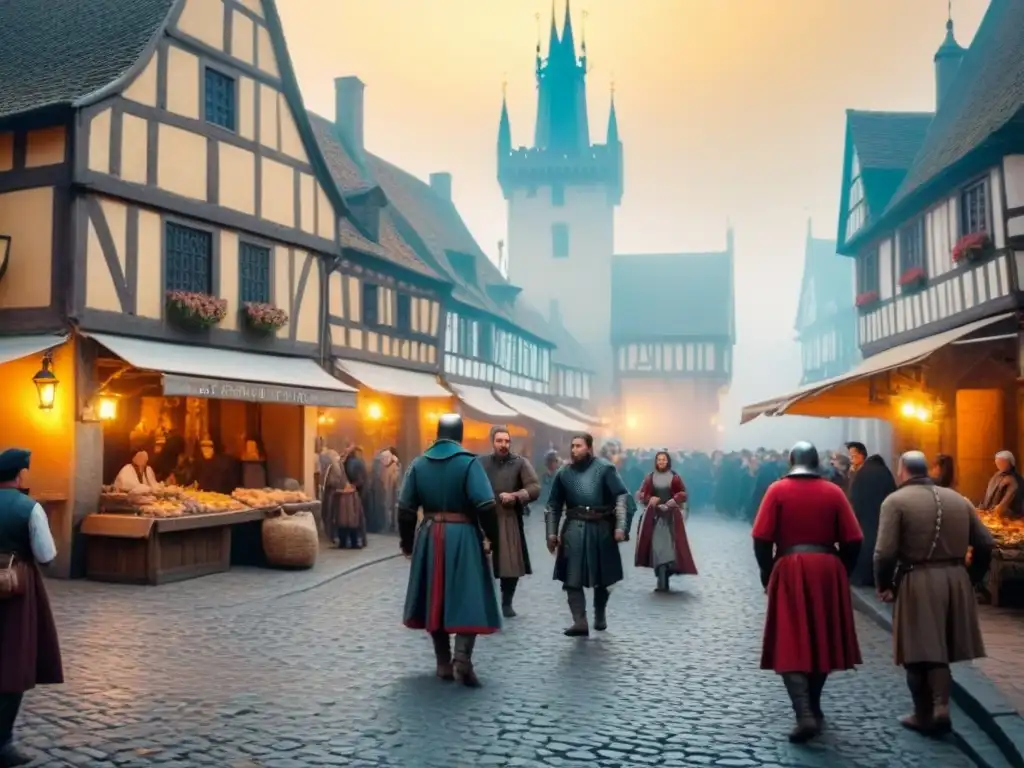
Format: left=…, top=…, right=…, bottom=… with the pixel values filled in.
left=934, top=0, right=964, bottom=111
left=561, top=0, right=576, bottom=59
left=547, top=0, right=559, bottom=55
left=498, top=77, right=511, bottom=156
left=606, top=79, right=618, bottom=145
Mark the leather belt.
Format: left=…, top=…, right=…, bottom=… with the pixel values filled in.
left=423, top=512, right=472, bottom=524
left=903, top=558, right=964, bottom=569
left=779, top=544, right=836, bottom=556
left=566, top=506, right=613, bottom=522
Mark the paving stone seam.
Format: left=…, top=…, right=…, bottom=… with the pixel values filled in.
left=850, top=588, right=1024, bottom=768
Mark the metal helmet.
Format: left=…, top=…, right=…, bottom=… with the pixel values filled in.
left=436, top=413, right=464, bottom=443
left=787, top=440, right=821, bottom=478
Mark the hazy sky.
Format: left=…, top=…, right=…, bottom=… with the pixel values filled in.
left=279, top=0, right=989, bottom=445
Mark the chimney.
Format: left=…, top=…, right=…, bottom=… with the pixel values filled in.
left=334, top=76, right=365, bottom=152
left=429, top=172, right=452, bottom=201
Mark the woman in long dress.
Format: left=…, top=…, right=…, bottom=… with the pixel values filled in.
left=634, top=451, right=698, bottom=592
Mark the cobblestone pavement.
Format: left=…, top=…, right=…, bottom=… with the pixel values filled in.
left=18, top=514, right=979, bottom=767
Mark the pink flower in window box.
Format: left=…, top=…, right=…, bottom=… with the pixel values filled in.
left=165, top=291, right=228, bottom=329
left=952, top=232, right=990, bottom=263
left=898, top=266, right=926, bottom=289
left=243, top=302, right=289, bottom=333
left=855, top=290, right=879, bottom=308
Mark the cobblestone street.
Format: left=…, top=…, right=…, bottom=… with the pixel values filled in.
left=18, top=514, right=980, bottom=767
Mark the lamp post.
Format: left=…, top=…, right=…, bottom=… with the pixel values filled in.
left=32, top=351, right=59, bottom=410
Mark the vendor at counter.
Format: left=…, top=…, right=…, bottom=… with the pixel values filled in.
left=113, top=451, right=161, bottom=492
left=979, top=451, right=1024, bottom=520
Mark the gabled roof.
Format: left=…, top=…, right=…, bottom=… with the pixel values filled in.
left=0, top=0, right=176, bottom=120
left=611, top=252, right=734, bottom=341
left=365, top=154, right=553, bottom=345
left=837, top=111, right=932, bottom=247
left=851, top=1, right=1022, bottom=247
left=308, top=113, right=445, bottom=282
left=794, top=233, right=854, bottom=332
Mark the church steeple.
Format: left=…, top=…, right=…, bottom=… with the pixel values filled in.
left=532, top=0, right=589, bottom=155
left=934, top=3, right=965, bottom=111
left=606, top=84, right=619, bottom=145
left=498, top=84, right=511, bottom=157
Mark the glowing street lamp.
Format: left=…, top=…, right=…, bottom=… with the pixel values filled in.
left=98, top=396, right=118, bottom=421
left=32, top=352, right=58, bottom=410
left=366, top=402, right=383, bottom=421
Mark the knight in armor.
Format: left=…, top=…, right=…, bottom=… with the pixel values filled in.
left=478, top=426, right=540, bottom=618
left=751, top=441, right=864, bottom=743
left=398, top=414, right=502, bottom=687
left=546, top=433, right=629, bottom=636
left=634, top=451, right=698, bottom=592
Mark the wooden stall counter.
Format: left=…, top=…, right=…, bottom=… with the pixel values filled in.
left=81, top=508, right=270, bottom=586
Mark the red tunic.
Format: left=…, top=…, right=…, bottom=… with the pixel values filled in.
left=752, top=476, right=863, bottom=674
left=634, top=472, right=698, bottom=575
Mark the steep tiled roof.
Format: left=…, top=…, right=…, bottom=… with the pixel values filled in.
left=611, top=252, right=733, bottom=341
left=794, top=235, right=854, bottom=331
left=857, top=1, right=1022, bottom=242
left=0, top=0, right=176, bottom=119
left=846, top=110, right=933, bottom=219
left=366, top=154, right=554, bottom=345
left=309, top=113, right=441, bottom=280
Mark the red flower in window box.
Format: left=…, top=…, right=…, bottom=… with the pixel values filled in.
left=243, top=302, right=289, bottom=334
left=898, top=266, right=927, bottom=290
left=855, top=290, right=879, bottom=308
left=952, top=232, right=991, bottom=263
left=166, top=291, right=228, bottom=329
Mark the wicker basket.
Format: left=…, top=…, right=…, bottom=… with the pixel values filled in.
left=262, top=509, right=318, bottom=569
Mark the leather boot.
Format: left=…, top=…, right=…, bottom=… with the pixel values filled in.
left=500, top=578, right=518, bottom=618
left=781, top=673, right=820, bottom=743
left=564, top=589, right=589, bottom=636
left=593, top=586, right=609, bottom=631
left=900, top=665, right=933, bottom=732
left=655, top=566, right=669, bottom=593
left=927, top=665, right=952, bottom=735
left=808, top=673, right=827, bottom=726
left=430, top=631, right=453, bottom=681
left=453, top=634, right=480, bottom=687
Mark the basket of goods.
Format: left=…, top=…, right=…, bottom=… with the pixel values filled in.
left=261, top=508, right=318, bottom=569
left=176, top=486, right=249, bottom=515
left=99, top=486, right=140, bottom=514
left=233, top=487, right=318, bottom=513
left=978, top=511, right=1024, bottom=549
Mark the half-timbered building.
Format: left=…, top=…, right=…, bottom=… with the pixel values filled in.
left=741, top=4, right=1024, bottom=501
left=307, top=80, right=452, bottom=461
left=0, top=0, right=360, bottom=576
left=611, top=239, right=736, bottom=450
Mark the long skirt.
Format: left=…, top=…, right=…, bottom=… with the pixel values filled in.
left=494, top=506, right=527, bottom=578
left=554, top=518, right=623, bottom=589
left=335, top=490, right=364, bottom=530
left=634, top=507, right=698, bottom=575
left=403, top=520, right=502, bottom=634
left=0, top=561, right=63, bottom=693
left=760, top=552, right=862, bottom=674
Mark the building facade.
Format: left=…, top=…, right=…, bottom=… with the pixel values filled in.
left=497, top=3, right=621, bottom=406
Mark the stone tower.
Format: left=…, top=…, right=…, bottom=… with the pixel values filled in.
left=498, top=0, right=622, bottom=405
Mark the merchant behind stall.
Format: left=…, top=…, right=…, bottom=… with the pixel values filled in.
left=0, top=448, right=63, bottom=767
left=979, top=451, right=1024, bottom=519
left=113, top=450, right=161, bottom=492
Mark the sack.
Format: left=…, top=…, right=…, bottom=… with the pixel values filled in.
left=0, top=554, right=26, bottom=600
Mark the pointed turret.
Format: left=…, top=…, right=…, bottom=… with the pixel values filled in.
left=546, top=0, right=560, bottom=63
left=606, top=88, right=619, bottom=145
left=560, top=0, right=576, bottom=62
left=498, top=89, right=512, bottom=157
left=934, top=8, right=965, bottom=111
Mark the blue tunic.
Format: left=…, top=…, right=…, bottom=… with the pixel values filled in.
left=398, top=440, right=502, bottom=634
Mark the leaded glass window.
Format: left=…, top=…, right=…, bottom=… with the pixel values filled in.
left=239, top=242, right=271, bottom=304
left=204, top=67, right=236, bottom=131
left=165, top=223, right=212, bottom=293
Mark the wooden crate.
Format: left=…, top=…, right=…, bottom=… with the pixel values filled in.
left=81, top=508, right=269, bottom=585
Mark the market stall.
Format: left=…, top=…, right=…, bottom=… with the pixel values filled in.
left=81, top=485, right=319, bottom=585
left=978, top=512, right=1024, bottom=607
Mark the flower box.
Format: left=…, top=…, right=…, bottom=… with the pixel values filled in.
left=243, top=302, right=289, bottom=334
left=952, top=232, right=991, bottom=263
left=166, top=291, right=228, bottom=330
left=855, top=290, right=879, bottom=308
left=898, top=266, right=926, bottom=291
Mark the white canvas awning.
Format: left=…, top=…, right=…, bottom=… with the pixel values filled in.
left=555, top=403, right=602, bottom=426
left=740, top=312, right=1015, bottom=424
left=0, top=334, right=68, bottom=366
left=449, top=383, right=518, bottom=419
left=493, top=390, right=589, bottom=432
left=335, top=359, right=450, bottom=399
left=88, top=332, right=356, bottom=408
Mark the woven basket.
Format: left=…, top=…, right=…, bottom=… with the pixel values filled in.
left=262, top=509, right=318, bottom=569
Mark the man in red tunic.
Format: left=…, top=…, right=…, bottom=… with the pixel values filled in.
left=752, top=441, right=863, bottom=743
